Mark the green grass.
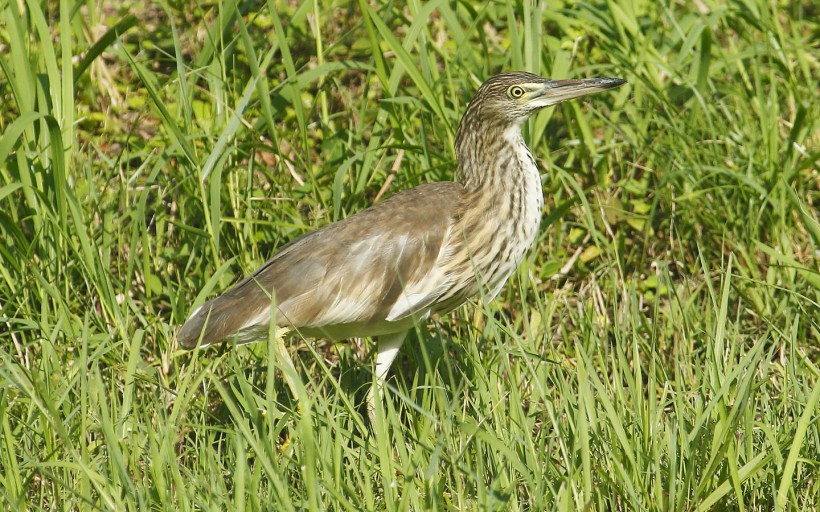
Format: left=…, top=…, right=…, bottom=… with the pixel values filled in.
left=1, top=0, right=818, bottom=509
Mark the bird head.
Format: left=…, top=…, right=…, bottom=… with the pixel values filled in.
left=464, top=71, right=627, bottom=126
left=454, top=72, right=626, bottom=186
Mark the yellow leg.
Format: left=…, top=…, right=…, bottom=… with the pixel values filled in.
left=270, top=327, right=302, bottom=402
left=367, top=330, right=408, bottom=421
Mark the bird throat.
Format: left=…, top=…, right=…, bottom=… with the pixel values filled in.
left=453, top=120, right=545, bottom=301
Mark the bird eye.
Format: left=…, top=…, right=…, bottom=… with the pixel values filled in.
left=509, top=86, right=525, bottom=99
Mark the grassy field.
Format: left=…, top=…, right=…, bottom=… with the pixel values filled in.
left=1, top=0, right=818, bottom=509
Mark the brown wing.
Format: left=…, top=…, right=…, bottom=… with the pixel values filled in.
left=177, top=182, right=464, bottom=348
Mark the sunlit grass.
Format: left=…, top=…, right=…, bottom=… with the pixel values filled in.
left=0, top=0, right=817, bottom=510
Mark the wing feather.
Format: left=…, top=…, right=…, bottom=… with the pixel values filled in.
left=177, top=182, right=465, bottom=347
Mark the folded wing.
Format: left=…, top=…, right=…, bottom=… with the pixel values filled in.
left=177, top=182, right=464, bottom=348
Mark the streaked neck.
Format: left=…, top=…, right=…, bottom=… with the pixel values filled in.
left=454, top=111, right=530, bottom=190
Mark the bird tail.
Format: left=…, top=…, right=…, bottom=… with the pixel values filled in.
left=176, top=291, right=272, bottom=349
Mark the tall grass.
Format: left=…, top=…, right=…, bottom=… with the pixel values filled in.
left=0, top=0, right=817, bottom=509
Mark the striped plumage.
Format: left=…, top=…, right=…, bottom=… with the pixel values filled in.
left=178, top=72, right=626, bottom=397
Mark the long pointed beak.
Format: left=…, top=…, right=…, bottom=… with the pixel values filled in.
left=534, top=77, right=627, bottom=107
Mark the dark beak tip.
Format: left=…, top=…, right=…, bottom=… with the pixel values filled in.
left=548, top=77, right=628, bottom=91
left=604, top=78, right=628, bottom=88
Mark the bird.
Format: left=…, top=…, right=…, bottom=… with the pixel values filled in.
left=178, top=72, right=626, bottom=410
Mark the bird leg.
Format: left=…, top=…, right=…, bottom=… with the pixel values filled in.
left=270, top=327, right=303, bottom=403
left=367, top=330, right=408, bottom=420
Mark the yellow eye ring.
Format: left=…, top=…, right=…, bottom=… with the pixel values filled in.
left=509, top=86, right=525, bottom=99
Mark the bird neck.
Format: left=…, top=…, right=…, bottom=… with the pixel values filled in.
left=450, top=112, right=545, bottom=300
left=454, top=112, right=536, bottom=192
left=453, top=111, right=544, bottom=243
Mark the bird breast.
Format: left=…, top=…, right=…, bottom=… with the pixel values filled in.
left=439, top=124, right=544, bottom=305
